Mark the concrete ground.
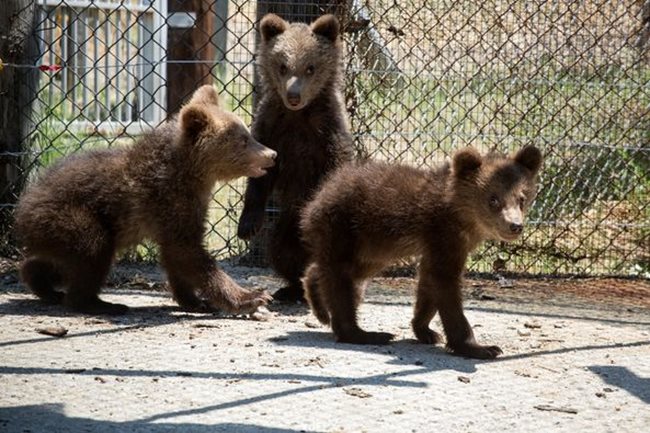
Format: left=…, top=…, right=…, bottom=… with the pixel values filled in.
left=0, top=263, right=649, bottom=433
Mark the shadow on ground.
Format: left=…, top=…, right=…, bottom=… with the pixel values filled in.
left=588, top=365, right=650, bottom=404
left=0, top=403, right=315, bottom=433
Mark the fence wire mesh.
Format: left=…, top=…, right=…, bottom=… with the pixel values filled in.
left=0, top=0, right=648, bottom=277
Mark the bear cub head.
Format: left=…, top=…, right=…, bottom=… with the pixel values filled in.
left=179, top=85, right=277, bottom=180
left=258, top=13, right=341, bottom=111
left=451, top=145, right=543, bottom=242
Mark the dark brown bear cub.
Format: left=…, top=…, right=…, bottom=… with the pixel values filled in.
left=15, top=85, right=276, bottom=315
left=237, top=13, right=354, bottom=301
left=301, top=145, right=542, bottom=359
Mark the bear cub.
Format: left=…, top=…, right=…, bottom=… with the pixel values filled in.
left=237, top=13, right=354, bottom=301
left=15, top=85, right=276, bottom=315
left=301, top=145, right=543, bottom=359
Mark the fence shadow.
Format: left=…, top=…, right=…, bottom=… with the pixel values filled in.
left=588, top=365, right=650, bottom=404
left=0, top=297, right=251, bottom=349
left=0, top=361, right=434, bottom=425
left=0, top=403, right=317, bottom=433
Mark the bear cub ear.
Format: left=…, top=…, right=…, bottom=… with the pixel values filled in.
left=311, top=14, right=340, bottom=43
left=452, top=147, right=483, bottom=178
left=514, top=145, right=543, bottom=175
left=260, top=14, right=288, bottom=42
left=189, top=85, right=221, bottom=107
left=180, top=105, right=211, bottom=139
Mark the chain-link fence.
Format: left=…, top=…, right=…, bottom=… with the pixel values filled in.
left=1, top=0, right=648, bottom=277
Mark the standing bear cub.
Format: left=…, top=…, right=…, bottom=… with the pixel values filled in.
left=301, top=145, right=543, bottom=359
left=237, top=13, right=354, bottom=301
left=15, top=85, right=276, bottom=315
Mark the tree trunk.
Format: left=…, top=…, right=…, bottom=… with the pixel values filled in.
left=0, top=0, right=39, bottom=254
left=166, top=0, right=216, bottom=116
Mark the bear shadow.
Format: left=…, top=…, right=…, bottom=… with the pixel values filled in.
left=269, top=330, right=490, bottom=374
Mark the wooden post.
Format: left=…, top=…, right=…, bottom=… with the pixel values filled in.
left=166, top=0, right=215, bottom=116
left=0, top=0, right=39, bottom=254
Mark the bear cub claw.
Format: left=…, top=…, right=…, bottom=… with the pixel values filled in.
left=226, top=289, right=273, bottom=315
left=447, top=341, right=503, bottom=359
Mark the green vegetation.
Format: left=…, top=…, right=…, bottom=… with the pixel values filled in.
left=349, top=61, right=650, bottom=276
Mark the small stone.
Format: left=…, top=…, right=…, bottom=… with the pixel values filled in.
left=36, top=326, right=68, bottom=338
left=524, top=321, right=542, bottom=329
left=534, top=405, right=578, bottom=415
left=251, top=306, right=271, bottom=322
left=344, top=387, right=372, bottom=398
left=497, top=276, right=514, bottom=288
left=458, top=376, right=471, bottom=384
left=517, top=329, right=531, bottom=337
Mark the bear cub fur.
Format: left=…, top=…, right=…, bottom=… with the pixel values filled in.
left=15, top=85, right=276, bottom=315
left=301, top=145, right=543, bottom=359
left=237, top=13, right=354, bottom=301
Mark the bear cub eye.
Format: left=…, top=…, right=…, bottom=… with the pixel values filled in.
left=488, top=195, right=501, bottom=210
left=305, top=65, right=315, bottom=76
left=518, top=196, right=526, bottom=209
left=280, top=64, right=288, bottom=75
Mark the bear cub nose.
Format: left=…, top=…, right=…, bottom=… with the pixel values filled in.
left=287, top=91, right=301, bottom=106
left=510, top=223, right=523, bottom=234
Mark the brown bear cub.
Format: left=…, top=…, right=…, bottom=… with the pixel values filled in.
left=301, top=145, right=543, bottom=359
left=14, top=85, right=276, bottom=315
left=237, top=13, right=354, bottom=301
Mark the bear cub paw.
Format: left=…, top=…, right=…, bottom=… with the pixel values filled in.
left=413, top=326, right=443, bottom=345
left=447, top=341, right=503, bottom=359
left=224, top=289, right=273, bottom=315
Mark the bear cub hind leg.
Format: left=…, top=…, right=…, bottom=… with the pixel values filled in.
left=63, top=250, right=128, bottom=316
left=20, top=258, right=64, bottom=305
left=321, top=269, right=394, bottom=345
